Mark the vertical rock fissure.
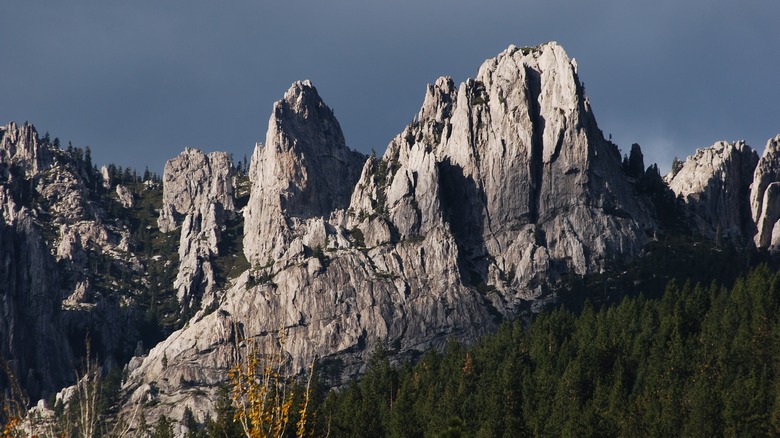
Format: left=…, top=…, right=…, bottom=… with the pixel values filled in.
left=738, top=152, right=758, bottom=240
left=526, top=68, right=544, bottom=224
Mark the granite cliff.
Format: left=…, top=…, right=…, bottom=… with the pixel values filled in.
left=158, top=148, right=237, bottom=310
left=0, top=122, right=145, bottom=401
left=118, top=42, right=660, bottom=425
left=3, top=42, right=780, bottom=433
left=750, top=135, right=780, bottom=250
left=667, top=140, right=758, bottom=241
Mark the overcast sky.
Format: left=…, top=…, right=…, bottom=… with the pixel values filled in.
left=1, top=1, right=778, bottom=174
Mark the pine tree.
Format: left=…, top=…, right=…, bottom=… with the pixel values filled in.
left=153, top=415, right=174, bottom=438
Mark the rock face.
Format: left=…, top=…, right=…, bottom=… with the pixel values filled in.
left=121, top=43, right=658, bottom=425
left=0, top=185, right=72, bottom=399
left=751, top=135, right=780, bottom=250
left=5, top=41, right=780, bottom=433
left=116, top=184, right=134, bottom=208
left=668, top=140, right=758, bottom=241
left=243, top=80, right=366, bottom=267
left=351, top=43, right=656, bottom=303
left=0, top=123, right=72, bottom=399
left=158, top=148, right=237, bottom=308
left=158, top=148, right=235, bottom=233
left=0, top=122, right=146, bottom=401
left=0, top=122, right=53, bottom=177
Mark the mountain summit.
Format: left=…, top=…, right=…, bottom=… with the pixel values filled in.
left=4, top=43, right=779, bottom=430
left=116, top=42, right=660, bottom=422
left=243, top=80, right=366, bottom=267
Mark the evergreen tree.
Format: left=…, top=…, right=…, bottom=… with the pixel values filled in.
left=671, top=156, right=683, bottom=176
left=315, top=265, right=780, bottom=437
left=182, top=407, right=200, bottom=438
left=85, top=146, right=92, bottom=171
left=153, top=415, right=174, bottom=438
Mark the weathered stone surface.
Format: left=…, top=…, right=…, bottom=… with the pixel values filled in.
left=0, top=186, right=72, bottom=399
left=668, top=140, right=758, bottom=240
left=351, top=43, right=656, bottom=304
left=0, top=123, right=143, bottom=401
left=0, top=122, right=53, bottom=177
left=100, top=165, right=111, bottom=188
left=243, top=80, right=366, bottom=267
left=751, top=135, right=780, bottom=249
left=116, top=184, right=134, bottom=208
left=158, top=148, right=237, bottom=307
left=158, top=147, right=235, bottom=233
left=18, top=42, right=773, bottom=432
left=121, top=43, right=659, bottom=428
left=56, top=220, right=132, bottom=268
left=123, top=228, right=494, bottom=425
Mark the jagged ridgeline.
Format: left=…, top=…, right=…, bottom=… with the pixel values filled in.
left=2, top=41, right=780, bottom=432
left=0, top=121, right=202, bottom=400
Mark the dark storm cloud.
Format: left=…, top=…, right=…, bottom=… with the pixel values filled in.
left=1, top=1, right=778, bottom=173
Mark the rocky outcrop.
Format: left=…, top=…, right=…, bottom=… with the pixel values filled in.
left=158, top=148, right=237, bottom=307
left=158, top=148, right=235, bottom=233
left=0, top=186, right=72, bottom=400
left=668, top=140, right=758, bottom=241
left=116, top=184, right=134, bottom=208
left=751, top=135, right=780, bottom=250
left=121, top=43, right=659, bottom=426
left=351, top=43, right=656, bottom=304
left=0, top=122, right=143, bottom=401
left=4, top=40, right=779, bottom=433
left=243, top=80, right=366, bottom=267
left=0, top=122, right=53, bottom=178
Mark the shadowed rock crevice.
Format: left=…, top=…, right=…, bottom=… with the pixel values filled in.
left=0, top=214, right=72, bottom=400
left=437, top=158, right=489, bottom=286
left=526, top=67, right=544, bottom=224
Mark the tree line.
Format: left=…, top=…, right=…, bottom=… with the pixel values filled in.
left=319, top=264, right=780, bottom=437
left=4, top=263, right=780, bottom=436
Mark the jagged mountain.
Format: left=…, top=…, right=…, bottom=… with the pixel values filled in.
left=751, top=135, right=780, bottom=250
left=0, top=122, right=149, bottom=401
left=243, top=79, right=367, bottom=267
left=117, top=42, right=661, bottom=425
left=3, top=41, right=780, bottom=432
left=347, top=43, right=657, bottom=305
left=0, top=126, right=71, bottom=398
left=157, top=148, right=238, bottom=310
left=667, top=140, right=758, bottom=241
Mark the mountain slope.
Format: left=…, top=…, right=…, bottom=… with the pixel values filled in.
left=4, top=42, right=779, bottom=432
left=117, top=42, right=659, bottom=424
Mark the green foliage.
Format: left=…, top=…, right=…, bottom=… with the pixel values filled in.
left=312, top=244, right=327, bottom=264
left=118, top=181, right=184, bottom=343
left=671, top=156, right=684, bottom=177
left=97, top=366, right=123, bottom=418
left=213, top=175, right=252, bottom=284
left=324, top=345, right=398, bottom=437
left=349, top=228, right=365, bottom=248
left=213, top=215, right=251, bottom=284
left=470, top=81, right=489, bottom=107
left=404, top=235, right=425, bottom=244
left=153, top=415, right=174, bottom=438
left=555, top=232, right=755, bottom=311
left=319, top=264, right=780, bottom=437
left=181, top=407, right=203, bottom=438
left=370, top=154, right=400, bottom=217
left=204, top=386, right=244, bottom=437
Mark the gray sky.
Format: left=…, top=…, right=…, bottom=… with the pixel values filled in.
left=1, top=1, right=778, bottom=174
